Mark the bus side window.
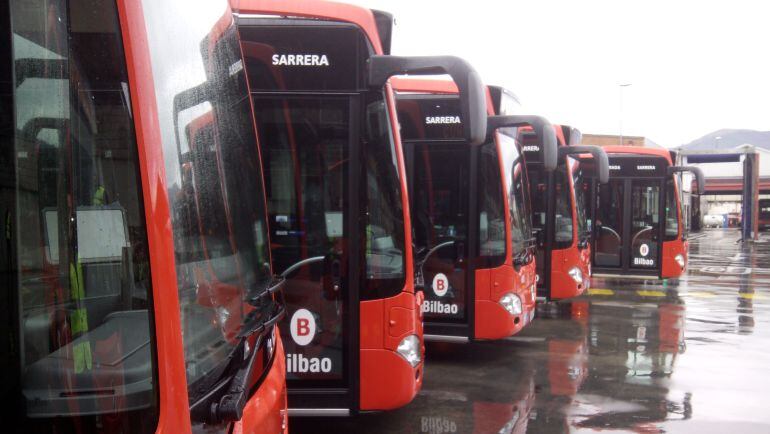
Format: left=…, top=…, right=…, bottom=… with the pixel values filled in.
left=4, top=0, right=158, bottom=430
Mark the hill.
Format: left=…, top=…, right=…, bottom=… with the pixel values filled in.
left=682, top=129, right=770, bottom=152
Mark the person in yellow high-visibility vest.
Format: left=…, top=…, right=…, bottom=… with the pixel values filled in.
left=70, top=255, right=92, bottom=373
left=92, top=185, right=108, bottom=206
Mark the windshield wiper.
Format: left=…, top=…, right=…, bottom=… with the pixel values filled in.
left=513, top=251, right=529, bottom=267
left=190, top=287, right=285, bottom=424
left=212, top=300, right=284, bottom=422
left=247, top=275, right=285, bottom=306
left=513, top=239, right=537, bottom=267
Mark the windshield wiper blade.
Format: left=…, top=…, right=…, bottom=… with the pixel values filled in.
left=215, top=301, right=284, bottom=422
left=190, top=294, right=285, bottom=424
left=246, top=275, right=285, bottom=306
left=237, top=297, right=285, bottom=340
left=209, top=332, right=265, bottom=422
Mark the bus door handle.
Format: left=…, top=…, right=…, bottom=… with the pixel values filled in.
left=454, top=241, right=465, bottom=265
left=330, top=257, right=342, bottom=293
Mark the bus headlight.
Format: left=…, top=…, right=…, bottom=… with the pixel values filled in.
left=675, top=254, right=685, bottom=268
left=396, top=335, right=421, bottom=368
left=568, top=267, right=583, bottom=284
left=499, top=293, right=522, bottom=316
left=266, top=325, right=276, bottom=360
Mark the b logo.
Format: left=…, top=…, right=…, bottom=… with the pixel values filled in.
left=290, top=309, right=316, bottom=346
left=640, top=244, right=650, bottom=257
left=432, top=273, right=449, bottom=297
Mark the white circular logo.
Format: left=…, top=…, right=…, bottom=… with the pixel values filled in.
left=290, top=309, right=316, bottom=346
left=432, top=273, right=449, bottom=297
left=640, top=244, right=650, bottom=257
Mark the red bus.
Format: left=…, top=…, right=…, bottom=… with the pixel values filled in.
left=522, top=126, right=609, bottom=299
left=395, top=80, right=557, bottom=341
left=758, top=199, right=770, bottom=230
left=588, top=147, right=704, bottom=279
left=232, top=0, right=487, bottom=414
left=1, top=0, right=288, bottom=433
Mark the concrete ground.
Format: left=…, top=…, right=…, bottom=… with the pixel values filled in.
left=292, top=229, right=770, bottom=433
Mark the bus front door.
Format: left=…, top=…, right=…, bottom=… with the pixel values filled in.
left=253, top=94, right=356, bottom=411
left=411, top=143, right=471, bottom=334
left=593, top=178, right=664, bottom=276
left=594, top=179, right=625, bottom=270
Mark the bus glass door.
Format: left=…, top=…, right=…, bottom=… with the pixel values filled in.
left=412, top=143, right=470, bottom=322
left=239, top=21, right=375, bottom=402
left=593, top=156, right=667, bottom=275
left=252, top=94, right=352, bottom=387
left=527, top=164, right=548, bottom=286
left=594, top=179, right=625, bottom=268
left=629, top=180, right=662, bottom=270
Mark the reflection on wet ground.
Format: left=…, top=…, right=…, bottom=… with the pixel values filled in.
left=292, top=229, right=770, bottom=433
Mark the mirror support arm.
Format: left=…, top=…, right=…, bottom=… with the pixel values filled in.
left=368, top=55, right=487, bottom=145
left=486, top=115, right=558, bottom=171
left=559, top=145, right=610, bottom=183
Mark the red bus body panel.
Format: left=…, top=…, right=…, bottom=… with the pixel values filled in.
left=233, top=0, right=422, bottom=411
left=549, top=135, right=588, bottom=300
left=521, top=123, right=591, bottom=300
left=235, top=336, right=289, bottom=434
left=550, top=247, right=588, bottom=299
left=117, top=1, right=192, bottom=431
left=118, top=0, right=287, bottom=431
left=662, top=175, right=687, bottom=278
left=662, top=239, right=687, bottom=278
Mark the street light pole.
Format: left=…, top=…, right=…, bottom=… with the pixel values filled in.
left=619, top=83, right=632, bottom=146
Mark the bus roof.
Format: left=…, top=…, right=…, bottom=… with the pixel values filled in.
left=391, top=77, right=459, bottom=94
left=392, top=78, right=495, bottom=115
left=598, top=145, right=674, bottom=165
left=231, top=0, right=384, bottom=54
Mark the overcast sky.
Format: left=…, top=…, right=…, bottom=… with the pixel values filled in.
left=348, top=0, right=770, bottom=147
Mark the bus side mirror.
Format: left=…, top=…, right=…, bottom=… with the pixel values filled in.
left=368, top=55, right=487, bottom=145
left=668, top=166, right=705, bottom=194
left=486, top=115, right=558, bottom=171
left=566, top=127, right=582, bottom=146
left=558, top=125, right=582, bottom=146
left=559, top=145, right=610, bottom=184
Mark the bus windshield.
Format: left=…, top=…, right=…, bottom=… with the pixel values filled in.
left=528, top=161, right=573, bottom=249
left=362, top=93, right=406, bottom=292
left=499, top=132, right=532, bottom=258
left=3, top=0, right=158, bottom=431
left=141, top=0, right=275, bottom=407
left=571, top=157, right=590, bottom=240
left=665, top=177, right=680, bottom=239
left=477, top=140, right=506, bottom=264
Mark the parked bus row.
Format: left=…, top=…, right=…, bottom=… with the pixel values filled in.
left=0, top=0, right=704, bottom=433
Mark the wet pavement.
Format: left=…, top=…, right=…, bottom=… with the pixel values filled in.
left=292, top=229, right=770, bottom=433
